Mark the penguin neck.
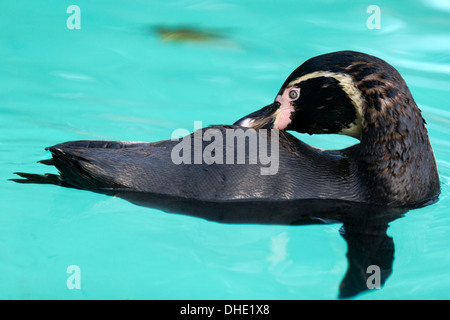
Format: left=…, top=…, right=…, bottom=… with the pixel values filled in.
left=354, top=98, right=439, bottom=205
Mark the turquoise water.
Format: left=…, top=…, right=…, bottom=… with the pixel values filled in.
left=1, top=0, right=450, bottom=300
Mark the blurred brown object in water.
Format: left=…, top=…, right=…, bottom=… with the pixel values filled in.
left=153, top=25, right=238, bottom=48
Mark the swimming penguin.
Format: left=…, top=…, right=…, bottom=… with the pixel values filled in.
left=15, top=51, right=440, bottom=207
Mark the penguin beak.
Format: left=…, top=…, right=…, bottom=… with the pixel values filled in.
left=234, top=91, right=295, bottom=130
left=233, top=101, right=281, bottom=129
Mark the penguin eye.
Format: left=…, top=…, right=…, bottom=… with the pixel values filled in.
left=288, top=89, right=299, bottom=100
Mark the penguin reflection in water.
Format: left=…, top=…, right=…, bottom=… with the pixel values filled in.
left=13, top=51, right=440, bottom=298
